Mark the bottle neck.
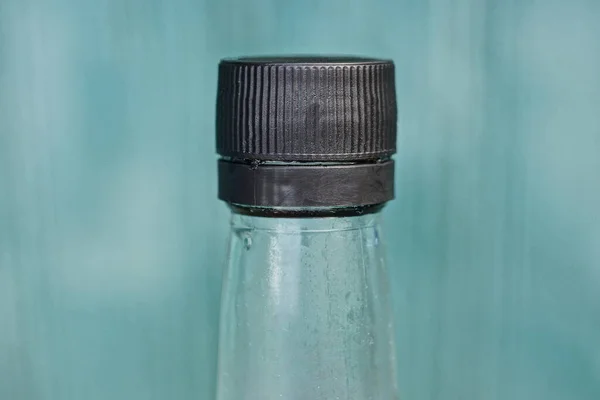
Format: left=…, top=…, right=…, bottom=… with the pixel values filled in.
left=218, top=209, right=398, bottom=399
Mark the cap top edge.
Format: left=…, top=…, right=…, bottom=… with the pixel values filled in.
left=220, top=55, right=393, bottom=66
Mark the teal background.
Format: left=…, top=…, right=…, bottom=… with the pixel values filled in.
left=1, top=0, right=599, bottom=399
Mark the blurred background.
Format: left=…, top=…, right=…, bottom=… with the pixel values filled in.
left=1, top=0, right=599, bottom=399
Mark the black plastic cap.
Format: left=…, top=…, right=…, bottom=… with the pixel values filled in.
left=216, top=56, right=397, bottom=162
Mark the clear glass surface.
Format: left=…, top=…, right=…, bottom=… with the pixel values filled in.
left=216, top=212, right=398, bottom=400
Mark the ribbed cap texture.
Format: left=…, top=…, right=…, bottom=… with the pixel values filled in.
left=216, top=57, right=397, bottom=161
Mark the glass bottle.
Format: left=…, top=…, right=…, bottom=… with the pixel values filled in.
left=214, top=56, right=399, bottom=400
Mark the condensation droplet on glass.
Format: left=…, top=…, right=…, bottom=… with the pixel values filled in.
left=243, top=235, right=252, bottom=250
